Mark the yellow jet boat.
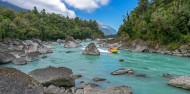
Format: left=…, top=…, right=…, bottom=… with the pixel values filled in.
left=108, top=48, right=119, bottom=53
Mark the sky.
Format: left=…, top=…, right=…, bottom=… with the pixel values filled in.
left=0, top=0, right=138, bottom=30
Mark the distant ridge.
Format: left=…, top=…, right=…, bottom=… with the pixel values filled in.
left=0, top=1, right=27, bottom=11
left=98, top=22, right=117, bottom=36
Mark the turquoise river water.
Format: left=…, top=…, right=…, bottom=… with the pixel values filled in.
left=3, top=42, right=190, bottom=94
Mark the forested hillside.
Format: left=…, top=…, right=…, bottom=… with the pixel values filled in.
left=118, top=0, right=190, bottom=49
left=0, top=6, right=104, bottom=41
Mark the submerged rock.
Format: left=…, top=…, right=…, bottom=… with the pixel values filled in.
left=82, top=43, right=100, bottom=56
left=119, top=59, right=124, bottom=62
left=135, top=74, right=147, bottom=78
left=168, top=76, right=190, bottom=90
left=163, top=73, right=173, bottom=78
left=29, top=66, right=75, bottom=87
left=93, top=77, right=106, bottom=82
left=111, top=68, right=134, bottom=75
left=0, top=67, right=44, bottom=94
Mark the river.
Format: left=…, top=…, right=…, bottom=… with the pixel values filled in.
left=3, top=42, right=190, bottom=94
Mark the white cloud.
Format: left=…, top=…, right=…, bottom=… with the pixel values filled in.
left=63, top=0, right=110, bottom=12
left=1, top=0, right=76, bottom=18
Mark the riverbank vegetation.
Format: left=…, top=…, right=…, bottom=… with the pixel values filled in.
left=0, top=6, right=104, bottom=41
left=118, top=0, right=190, bottom=50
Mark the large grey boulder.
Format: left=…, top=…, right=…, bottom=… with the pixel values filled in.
left=64, top=41, right=81, bottom=48
left=25, top=52, right=40, bottom=62
left=0, top=52, right=15, bottom=64
left=29, top=66, right=75, bottom=87
left=168, top=76, right=190, bottom=90
left=82, top=43, right=100, bottom=56
left=106, top=86, right=132, bottom=94
left=111, top=68, right=134, bottom=75
left=38, top=45, right=53, bottom=54
left=0, top=67, right=44, bottom=94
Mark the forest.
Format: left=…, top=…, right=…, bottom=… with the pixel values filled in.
left=0, top=6, right=104, bottom=41
left=118, top=0, right=190, bottom=50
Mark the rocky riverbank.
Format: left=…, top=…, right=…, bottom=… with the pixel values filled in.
left=98, top=38, right=190, bottom=58
left=0, top=38, right=53, bottom=65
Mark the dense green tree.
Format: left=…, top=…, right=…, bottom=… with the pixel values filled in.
left=0, top=6, right=104, bottom=41
left=118, top=0, right=190, bottom=49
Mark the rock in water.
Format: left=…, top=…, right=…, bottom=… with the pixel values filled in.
left=106, top=86, right=132, bottom=94
left=0, top=67, right=43, bottom=94
left=168, top=76, right=190, bottom=90
left=82, top=43, right=100, bottom=56
left=111, top=68, right=134, bottom=75
left=29, top=66, right=75, bottom=87
left=93, top=77, right=106, bottom=82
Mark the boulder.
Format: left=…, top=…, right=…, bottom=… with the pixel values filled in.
left=108, top=43, right=122, bottom=50
left=0, top=52, right=15, bottom=64
left=106, top=86, right=132, bottom=94
left=25, top=43, right=39, bottom=53
left=82, top=43, right=100, bottom=56
left=57, top=39, right=65, bottom=44
left=29, top=66, right=75, bottom=87
left=12, top=57, right=27, bottom=65
left=38, top=45, right=53, bottom=54
left=179, top=45, right=190, bottom=57
left=129, top=39, right=148, bottom=52
left=44, top=85, right=65, bottom=94
left=0, top=43, right=9, bottom=52
left=168, top=76, right=190, bottom=90
left=92, top=77, right=106, bottom=82
left=64, top=41, right=81, bottom=48
left=0, top=67, right=43, bottom=94
left=81, top=82, right=99, bottom=88
left=111, top=68, right=134, bottom=75
left=12, top=39, right=23, bottom=46
left=6, top=50, right=25, bottom=58
left=25, top=52, right=40, bottom=62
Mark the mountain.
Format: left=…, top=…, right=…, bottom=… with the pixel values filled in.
left=98, top=22, right=117, bottom=36
left=0, top=1, right=27, bottom=11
